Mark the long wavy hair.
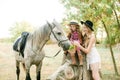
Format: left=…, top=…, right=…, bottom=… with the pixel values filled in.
left=67, top=24, right=83, bottom=44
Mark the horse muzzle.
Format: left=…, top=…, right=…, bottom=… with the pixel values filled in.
left=61, top=41, right=71, bottom=51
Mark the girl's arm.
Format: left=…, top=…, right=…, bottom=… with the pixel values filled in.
left=74, top=34, right=95, bottom=54
left=67, top=33, right=71, bottom=40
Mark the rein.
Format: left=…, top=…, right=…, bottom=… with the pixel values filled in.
left=45, top=49, right=61, bottom=58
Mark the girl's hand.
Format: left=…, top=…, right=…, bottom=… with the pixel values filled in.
left=73, top=41, right=80, bottom=47
left=71, top=41, right=74, bottom=44
left=68, top=45, right=76, bottom=53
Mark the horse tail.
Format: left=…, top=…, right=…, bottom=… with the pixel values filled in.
left=22, top=63, right=26, bottom=72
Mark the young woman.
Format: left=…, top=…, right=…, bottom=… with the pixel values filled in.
left=66, top=21, right=83, bottom=65
left=73, top=20, right=101, bottom=80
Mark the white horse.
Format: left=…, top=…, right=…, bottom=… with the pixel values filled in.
left=13, top=20, right=71, bottom=80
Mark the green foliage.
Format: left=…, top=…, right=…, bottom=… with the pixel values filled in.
left=60, top=0, right=120, bottom=45
left=9, top=21, right=34, bottom=42
left=110, top=24, right=120, bottom=44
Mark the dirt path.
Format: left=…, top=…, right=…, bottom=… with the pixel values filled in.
left=0, top=43, right=63, bottom=80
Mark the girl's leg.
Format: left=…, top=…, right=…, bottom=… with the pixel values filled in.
left=70, top=52, right=76, bottom=65
left=90, top=63, right=100, bottom=80
left=77, top=50, right=83, bottom=65
left=68, top=48, right=76, bottom=65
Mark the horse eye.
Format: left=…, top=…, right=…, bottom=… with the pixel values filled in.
left=57, top=32, right=61, bottom=35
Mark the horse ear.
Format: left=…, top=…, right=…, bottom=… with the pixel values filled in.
left=52, top=19, right=58, bottom=26
left=53, top=19, right=57, bottom=23
left=46, top=21, right=51, bottom=27
left=46, top=21, right=54, bottom=29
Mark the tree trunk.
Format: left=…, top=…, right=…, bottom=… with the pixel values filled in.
left=112, top=5, right=120, bottom=29
left=47, top=52, right=92, bottom=80
left=101, top=20, right=119, bottom=76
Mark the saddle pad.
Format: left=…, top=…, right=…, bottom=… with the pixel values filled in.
left=13, top=38, right=21, bottom=52
left=13, top=32, right=29, bottom=57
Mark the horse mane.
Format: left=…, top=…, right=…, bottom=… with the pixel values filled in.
left=28, top=23, right=51, bottom=52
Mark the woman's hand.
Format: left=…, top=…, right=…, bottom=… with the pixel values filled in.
left=73, top=41, right=80, bottom=47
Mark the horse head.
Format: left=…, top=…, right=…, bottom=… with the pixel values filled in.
left=47, top=20, right=71, bottom=51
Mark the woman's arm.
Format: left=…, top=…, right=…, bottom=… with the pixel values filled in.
left=78, top=32, right=83, bottom=44
left=74, top=34, right=96, bottom=54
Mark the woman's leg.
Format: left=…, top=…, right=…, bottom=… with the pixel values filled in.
left=90, top=63, right=100, bottom=80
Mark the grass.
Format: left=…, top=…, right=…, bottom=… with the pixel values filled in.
left=0, top=42, right=120, bottom=80
left=97, top=46, right=120, bottom=73
left=97, top=45, right=120, bottom=80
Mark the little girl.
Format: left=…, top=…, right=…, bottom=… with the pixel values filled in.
left=67, top=22, right=83, bottom=65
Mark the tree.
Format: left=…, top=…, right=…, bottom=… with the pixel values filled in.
left=9, top=21, right=34, bottom=42
left=101, top=19, right=119, bottom=76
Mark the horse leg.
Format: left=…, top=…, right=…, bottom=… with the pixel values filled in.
left=26, top=69, right=31, bottom=80
left=25, top=62, right=31, bottom=80
left=37, top=71, right=40, bottom=80
left=36, top=61, right=42, bottom=80
left=16, top=61, right=20, bottom=80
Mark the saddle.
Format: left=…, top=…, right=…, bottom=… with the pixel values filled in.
left=13, top=32, right=29, bottom=57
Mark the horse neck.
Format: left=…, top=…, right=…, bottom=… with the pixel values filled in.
left=31, top=24, right=51, bottom=51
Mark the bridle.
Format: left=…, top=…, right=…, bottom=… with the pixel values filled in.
left=47, top=22, right=69, bottom=46
left=44, top=22, right=69, bottom=58
left=31, top=22, right=69, bottom=58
